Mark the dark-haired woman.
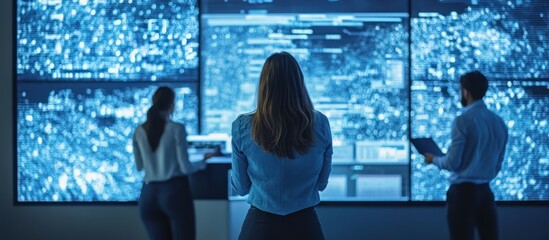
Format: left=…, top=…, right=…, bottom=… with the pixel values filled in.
left=133, top=86, right=213, bottom=240
left=231, top=52, right=333, bottom=240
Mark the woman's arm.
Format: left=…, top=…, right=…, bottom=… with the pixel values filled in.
left=175, top=124, right=206, bottom=174
left=230, top=117, right=251, bottom=196
left=317, top=118, right=333, bottom=191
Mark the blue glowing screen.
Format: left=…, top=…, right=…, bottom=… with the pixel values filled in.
left=17, top=0, right=199, bottom=81
left=17, top=83, right=198, bottom=201
left=201, top=0, right=409, bottom=140
left=201, top=0, right=411, bottom=201
left=16, top=0, right=548, bottom=202
left=411, top=0, right=548, bottom=201
left=16, top=0, right=200, bottom=202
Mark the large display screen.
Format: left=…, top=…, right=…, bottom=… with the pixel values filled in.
left=17, top=0, right=199, bottom=81
left=16, top=0, right=548, bottom=202
left=17, top=83, right=198, bottom=201
left=411, top=0, right=548, bottom=201
left=16, top=0, right=200, bottom=202
left=201, top=0, right=411, bottom=201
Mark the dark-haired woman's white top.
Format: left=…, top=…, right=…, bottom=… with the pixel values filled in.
left=231, top=111, right=333, bottom=215
left=133, top=120, right=206, bottom=183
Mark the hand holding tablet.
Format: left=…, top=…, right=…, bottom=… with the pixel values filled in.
left=410, top=138, right=444, bottom=156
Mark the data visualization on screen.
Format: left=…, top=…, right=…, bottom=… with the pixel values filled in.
left=17, top=83, right=198, bottom=201
left=411, top=0, right=548, bottom=201
left=17, top=0, right=199, bottom=81
left=201, top=0, right=411, bottom=201
left=15, top=0, right=548, bottom=202
left=16, top=0, right=201, bottom=202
